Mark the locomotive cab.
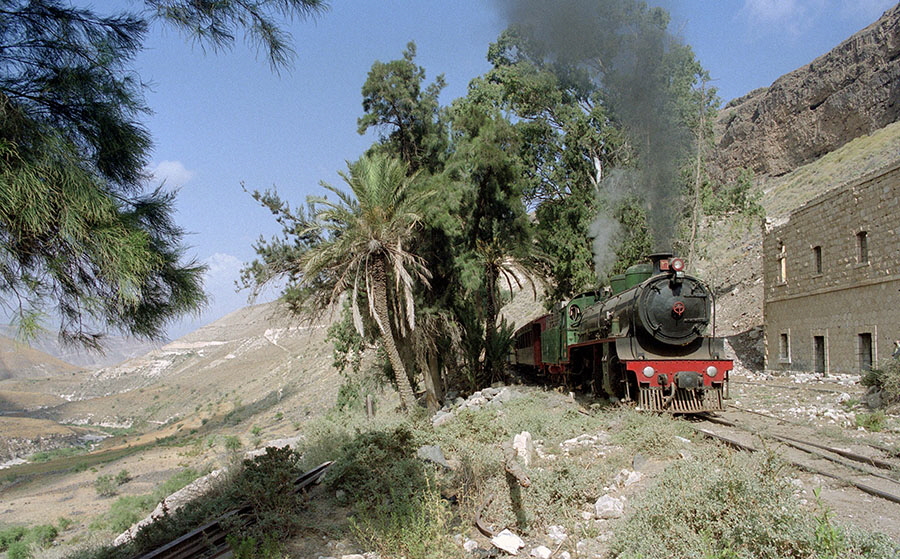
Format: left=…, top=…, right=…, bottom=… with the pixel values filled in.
left=511, top=253, right=731, bottom=413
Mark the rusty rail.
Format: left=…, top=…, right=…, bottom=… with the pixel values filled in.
left=131, top=461, right=332, bottom=559
left=696, top=428, right=900, bottom=506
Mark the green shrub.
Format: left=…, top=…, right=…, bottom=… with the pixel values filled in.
left=157, top=468, right=200, bottom=497
left=225, top=446, right=306, bottom=540
left=104, top=495, right=157, bottom=533
left=325, top=426, right=458, bottom=558
left=855, top=410, right=886, bottom=432
left=94, top=474, right=118, bottom=497
left=6, top=540, right=31, bottom=559
left=92, top=469, right=202, bottom=535
left=861, top=359, right=900, bottom=406
left=223, top=436, right=242, bottom=452
left=226, top=535, right=283, bottom=559
left=29, top=445, right=88, bottom=463
left=609, top=449, right=900, bottom=559
left=0, top=526, right=27, bottom=551
left=114, top=469, right=131, bottom=485
left=25, top=524, right=58, bottom=548
left=0, top=524, right=58, bottom=558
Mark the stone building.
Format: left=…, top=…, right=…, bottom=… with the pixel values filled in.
left=763, top=160, right=900, bottom=374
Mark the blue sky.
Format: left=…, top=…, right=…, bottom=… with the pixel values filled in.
left=133, top=0, right=897, bottom=339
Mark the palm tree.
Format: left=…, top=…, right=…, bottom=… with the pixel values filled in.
left=300, top=153, right=431, bottom=409
left=475, top=237, right=546, bottom=384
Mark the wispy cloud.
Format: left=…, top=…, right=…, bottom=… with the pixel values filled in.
left=740, top=0, right=825, bottom=36
left=743, top=0, right=804, bottom=21
left=150, top=160, right=195, bottom=188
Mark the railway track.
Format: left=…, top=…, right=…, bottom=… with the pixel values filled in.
left=729, top=379, right=857, bottom=395
left=130, top=461, right=332, bottom=559
left=692, top=406, right=900, bottom=508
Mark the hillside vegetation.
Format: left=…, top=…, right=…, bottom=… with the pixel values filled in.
left=13, top=387, right=892, bottom=559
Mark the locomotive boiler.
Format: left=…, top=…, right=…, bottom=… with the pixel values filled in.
left=511, top=253, right=731, bottom=412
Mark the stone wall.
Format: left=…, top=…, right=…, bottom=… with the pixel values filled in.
left=763, top=161, right=900, bottom=373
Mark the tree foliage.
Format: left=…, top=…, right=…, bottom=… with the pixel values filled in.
left=0, top=0, right=326, bottom=346
left=357, top=42, right=448, bottom=174
left=246, top=153, right=432, bottom=408
left=0, top=1, right=205, bottom=346
left=248, top=4, right=723, bottom=402
left=147, top=0, right=328, bottom=72
left=477, top=27, right=626, bottom=300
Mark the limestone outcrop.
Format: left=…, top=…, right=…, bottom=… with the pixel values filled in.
left=713, top=4, right=900, bottom=178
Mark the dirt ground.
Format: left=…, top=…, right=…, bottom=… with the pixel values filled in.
left=2, top=368, right=898, bottom=558
left=722, top=371, right=900, bottom=542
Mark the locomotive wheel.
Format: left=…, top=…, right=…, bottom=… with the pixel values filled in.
left=601, top=353, right=630, bottom=402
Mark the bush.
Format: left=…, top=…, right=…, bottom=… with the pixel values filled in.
left=324, top=426, right=458, bottom=558
left=223, top=436, right=242, bottom=452
left=0, top=524, right=59, bottom=558
left=6, top=540, right=31, bottom=559
left=861, top=359, right=900, bottom=407
left=0, top=526, right=27, bottom=551
left=609, top=449, right=900, bottom=559
left=94, top=475, right=118, bottom=498
left=104, top=495, right=157, bottom=533
left=114, top=469, right=131, bottom=485
left=25, top=524, right=58, bottom=548
left=226, top=446, right=306, bottom=540
left=226, top=535, right=282, bottom=559
left=855, top=410, right=886, bottom=432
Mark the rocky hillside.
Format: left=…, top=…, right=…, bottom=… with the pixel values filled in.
left=0, top=325, right=164, bottom=370
left=0, top=302, right=341, bottom=443
left=0, top=336, right=80, bottom=380
left=713, top=3, right=900, bottom=179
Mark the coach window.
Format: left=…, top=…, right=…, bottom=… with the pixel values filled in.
left=857, top=231, right=868, bottom=265
left=812, top=245, right=822, bottom=275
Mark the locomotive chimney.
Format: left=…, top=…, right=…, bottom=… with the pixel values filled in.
left=649, top=252, right=674, bottom=274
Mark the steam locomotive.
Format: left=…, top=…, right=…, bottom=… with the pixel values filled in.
left=511, top=253, right=731, bottom=412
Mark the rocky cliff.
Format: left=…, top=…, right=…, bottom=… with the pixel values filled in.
left=713, top=4, right=900, bottom=178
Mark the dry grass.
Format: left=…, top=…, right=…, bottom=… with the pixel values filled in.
left=760, top=121, right=900, bottom=220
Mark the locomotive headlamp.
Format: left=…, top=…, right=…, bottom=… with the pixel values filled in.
left=671, top=258, right=685, bottom=272
left=642, top=366, right=655, bottom=378
left=706, top=366, right=718, bottom=377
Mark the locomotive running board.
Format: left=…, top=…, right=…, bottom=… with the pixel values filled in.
left=638, top=387, right=724, bottom=413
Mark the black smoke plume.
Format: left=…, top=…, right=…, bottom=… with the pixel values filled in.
left=495, top=0, right=693, bottom=277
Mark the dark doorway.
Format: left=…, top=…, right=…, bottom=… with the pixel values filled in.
left=814, top=336, right=825, bottom=374
left=858, top=333, right=873, bottom=371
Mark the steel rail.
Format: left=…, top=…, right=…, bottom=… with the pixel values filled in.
left=702, top=411, right=899, bottom=473
left=769, top=435, right=900, bottom=485
left=726, top=404, right=900, bottom=459
left=696, top=428, right=900, bottom=506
